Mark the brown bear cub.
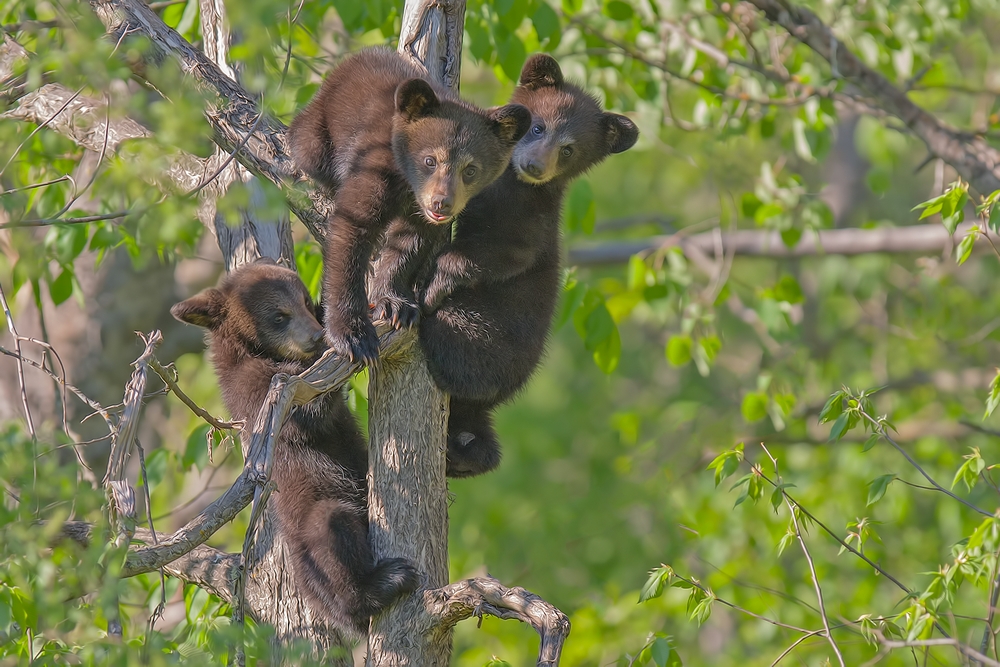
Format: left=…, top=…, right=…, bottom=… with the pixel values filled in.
left=412, top=55, right=639, bottom=477
left=171, top=260, right=419, bottom=636
left=287, top=47, right=531, bottom=364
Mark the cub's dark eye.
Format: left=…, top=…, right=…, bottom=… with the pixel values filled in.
left=561, top=146, right=574, bottom=157
left=531, top=124, right=544, bottom=136
left=424, top=156, right=437, bottom=168
left=463, top=165, right=478, bottom=179
left=273, top=313, right=289, bottom=325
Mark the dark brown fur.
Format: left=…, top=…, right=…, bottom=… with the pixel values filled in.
left=411, top=55, right=639, bottom=477
left=287, top=47, right=530, bottom=363
left=170, top=260, right=419, bottom=635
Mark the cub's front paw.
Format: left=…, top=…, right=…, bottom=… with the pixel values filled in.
left=371, top=293, right=420, bottom=330
left=326, top=318, right=379, bottom=365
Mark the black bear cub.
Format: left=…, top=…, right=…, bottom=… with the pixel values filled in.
left=288, top=47, right=531, bottom=364
left=413, top=54, right=639, bottom=477
left=171, top=260, right=419, bottom=635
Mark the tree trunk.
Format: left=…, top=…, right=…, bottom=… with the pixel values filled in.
left=365, top=1, right=465, bottom=663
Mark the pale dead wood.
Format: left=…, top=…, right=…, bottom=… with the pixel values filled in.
left=569, top=222, right=995, bottom=265
left=87, top=0, right=331, bottom=239
left=120, top=328, right=407, bottom=578
left=424, top=577, right=571, bottom=666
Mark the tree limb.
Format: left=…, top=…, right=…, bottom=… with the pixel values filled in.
left=86, top=0, right=331, bottom=239
left=423, top=577, right=571, bottom=666
left=569, top=222, right=992, bottom=265
left=745, top=0, right=1000, bottom=196
left=120, top=327, right=408, bottom=578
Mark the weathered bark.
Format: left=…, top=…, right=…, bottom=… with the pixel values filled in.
left=3, top=1, right=573, bottom=663
left=362, top=2, right=463, bottom=663
left=366, top=340, right=451, bottom=665
left=87, top=0, right=331, bottom=240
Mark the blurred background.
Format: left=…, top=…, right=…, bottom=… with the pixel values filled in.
left=4, top=0, right=1000, bottom=665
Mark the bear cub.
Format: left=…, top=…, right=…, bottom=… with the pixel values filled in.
left=171, top=259, right=419, bottom=636
left=411, top=54, right=639, bottom=477
left=288, top=47, right=531, bottom=364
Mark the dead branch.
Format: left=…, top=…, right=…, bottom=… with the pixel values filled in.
left=745, top=0, right=1000, bottom=196
left=149, top=358, right=242, bottom=431
left=423, top=577, right=571, bottom=666
left=3, top=83, right=211, bottom=191
left=86, top=0, right=330, bottom=239
left=569, top=222, right=993, bottom=265
left=120, top=327, right=408, bottom=578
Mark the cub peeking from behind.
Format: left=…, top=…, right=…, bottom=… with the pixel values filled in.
left=410, top=54, right=639, bottom=477
left=288, top=47, right=531, bottom=364
left=171, top=260, right=419, bottom=636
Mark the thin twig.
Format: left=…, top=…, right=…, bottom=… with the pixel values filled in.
left=0, top=280, right=36, bottom=505
left=760, top=444, right=845, bottom=666
left=135, top=438, right=167, bottom=657
left=149, top=359, right=242, bottom=430
left=861, top=411, right=992, bottom=517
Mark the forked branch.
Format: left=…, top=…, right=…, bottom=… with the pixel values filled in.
left=424, top=577, right=570, bottom=666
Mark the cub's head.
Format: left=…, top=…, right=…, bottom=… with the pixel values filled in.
left=392, top=79, right=531, bottom=224
left=510, top=54, right=639, bottom=185
left=171, top=259, right=324, bottom=363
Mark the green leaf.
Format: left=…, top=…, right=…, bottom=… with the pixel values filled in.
left=183, top=424, right=211, bottom=472
left=990, top=203, right=1000, bottom=234
left=986, top=369, right=1000, bottom=418
left=862, top=433, right=879, bottom=452
left=666, top=335, right=692, bottom=366
left=866, top=474, right=896, bottom=506
left=772, top=275, right=804, bottom=304
left=566, top=179, right=596, bottom=234
left=956, top=229, right=977, bottom=265
left=650, top=636, right=682, bottom=667
left=496, top=31, right=527, bottom=82
left=48, top=268, right=73, bottom=306
left=604, top=0, right=634, bottom=20
left=776, top=528, right=795, bottom=557
left=707, top=444, right=743, bottom=487
left=639, top=566, right=672, bottom=602
left=952, top=449, right=986, bottom=493
left=555, top=281, right=586, bottom=331
left=741, top=392, right=768, bottom=423
left=828, top=412, right=849, bottom=441
left=698, top=335, right=722, bottom=364
left=779, top=227, right=802, bottom=248
left=532, top=3, right=561, bottom=44
left=819, top=391, right=845, bottom=423
left=593, top=325, right=621, bottom=374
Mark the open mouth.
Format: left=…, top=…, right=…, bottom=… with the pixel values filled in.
left=424, top=209, right=454, bottom=224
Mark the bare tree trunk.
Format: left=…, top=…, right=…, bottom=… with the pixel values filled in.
left=364, top=2, right=465, bottom=663
left=195, top=1, right=349, bottom=661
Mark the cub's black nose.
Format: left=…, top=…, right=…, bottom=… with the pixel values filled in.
left=431, top=195, right=453, bottom=215
left=524, top=161, right=543, bottom=178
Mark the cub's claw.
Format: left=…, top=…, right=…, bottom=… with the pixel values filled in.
left=326, top=319, right=380, bottom=365
left=371, top=294, right=420, bottom=330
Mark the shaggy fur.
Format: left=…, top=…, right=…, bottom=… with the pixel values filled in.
left=171, top=260, right=419, bottom=635
left=287, top=47, right=530, bottom=364
left=412, top=55, right=640, bottom=477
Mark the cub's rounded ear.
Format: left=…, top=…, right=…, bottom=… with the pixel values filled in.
left=489, top=104, right=532, bottom=144
left=519, top=54, right=563, bottom=89
left=170, top=288, right=224, bottom=329
left=603, top=113, right=639, bottom=154
left=395, top=79, right=440, bottom=121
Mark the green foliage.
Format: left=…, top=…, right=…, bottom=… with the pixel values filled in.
left=10, top=0, right=1000, bottom=664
